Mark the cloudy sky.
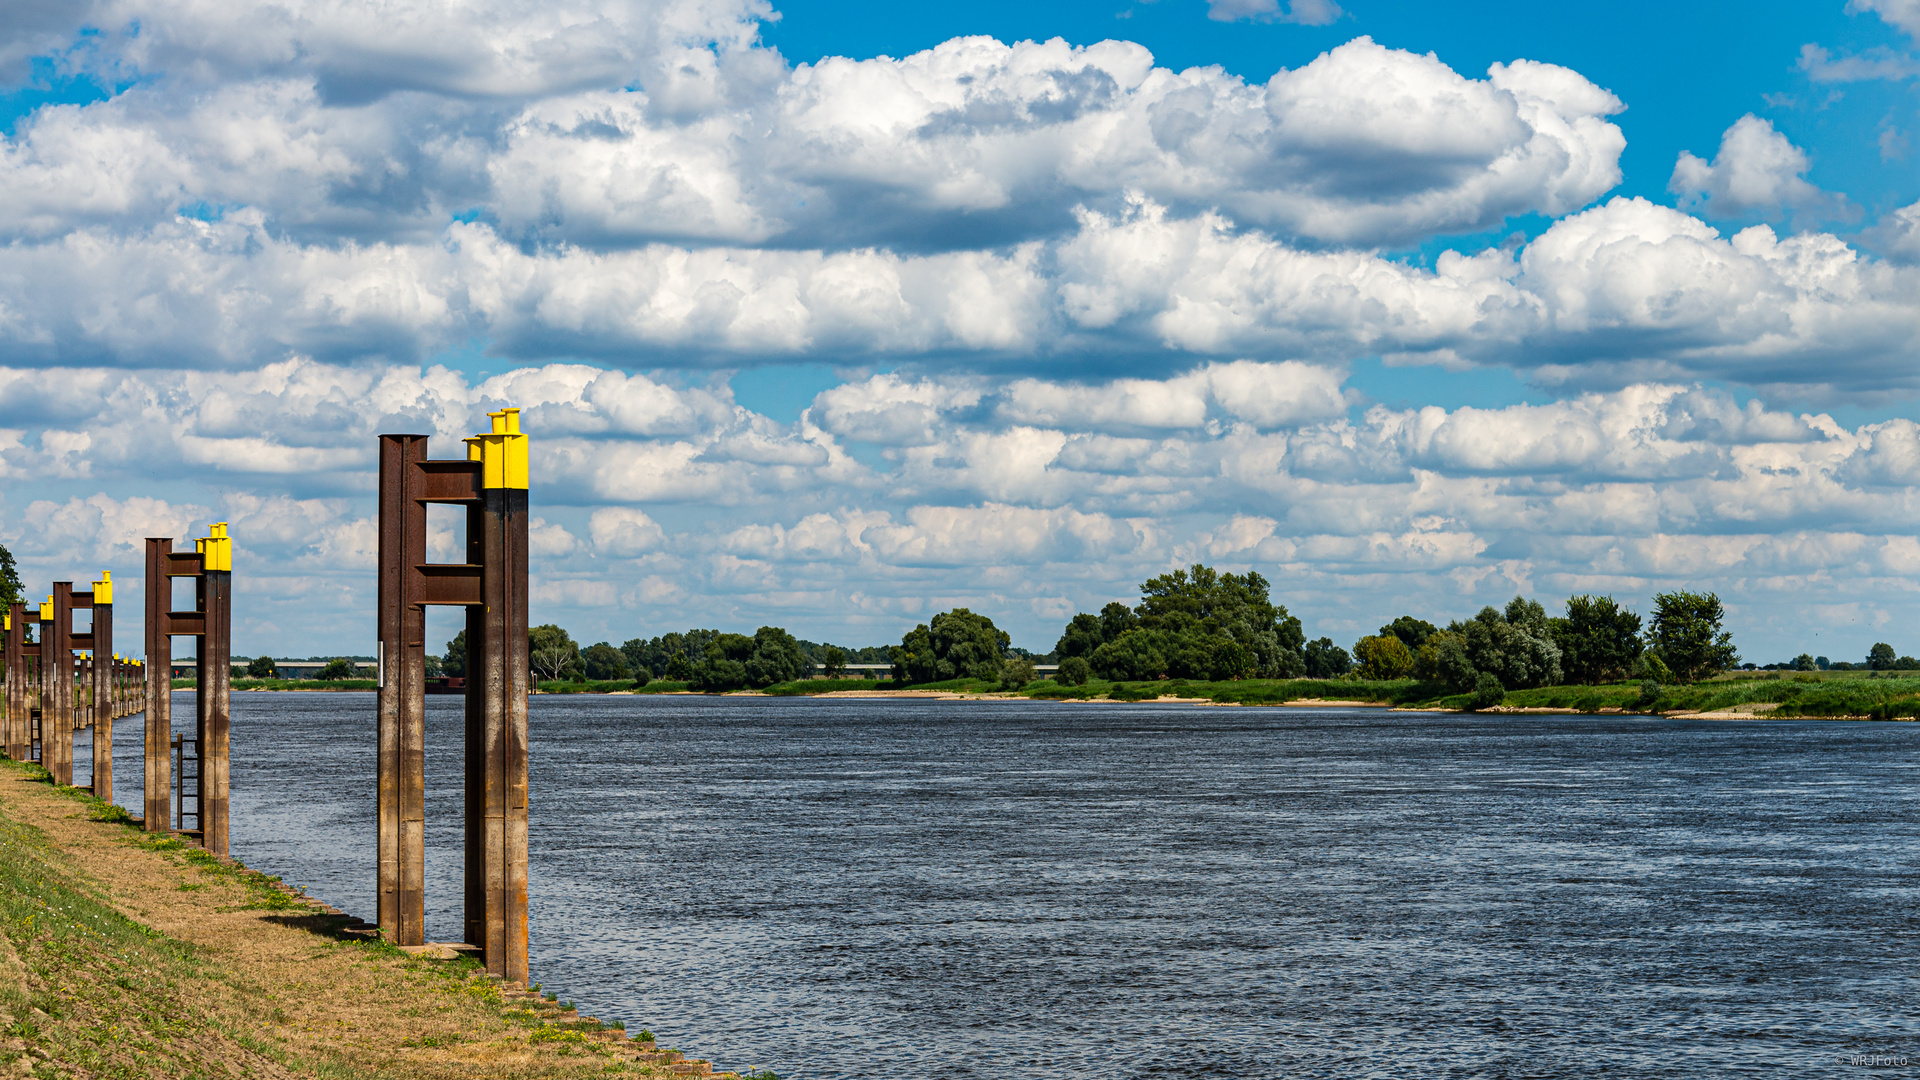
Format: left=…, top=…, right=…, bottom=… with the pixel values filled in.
left=4, top=0, right=1920, bottom=663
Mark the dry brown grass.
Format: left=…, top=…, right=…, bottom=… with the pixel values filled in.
left=0, top=760, right=739, bottom=1080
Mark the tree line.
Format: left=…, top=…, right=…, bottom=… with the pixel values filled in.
left=444, top=564, right=1752, bottom=695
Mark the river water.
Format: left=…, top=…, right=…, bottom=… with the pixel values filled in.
left=79, top=692, right=1920, bottom=1077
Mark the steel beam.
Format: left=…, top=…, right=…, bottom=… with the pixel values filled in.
left=377, top=433, right=432, bottom=946
left=197, top=560, right=231, bottom=855
left=90, top=580, right=113, bottom=800
left=466, top=483, right=530, bottom=982
left=3, top=604, right=24, bottom=760
left=43, top=584, right=74, bottom=785
left=144, top=539, right=173, bottom=831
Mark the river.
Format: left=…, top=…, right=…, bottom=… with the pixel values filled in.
left=79, top=692, right=1920, bottom=1077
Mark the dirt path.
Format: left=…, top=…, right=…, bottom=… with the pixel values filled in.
left=0, top=762, right=744, bottom=1080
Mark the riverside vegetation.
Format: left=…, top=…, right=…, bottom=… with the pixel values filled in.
left=218, top=561, right=1920, bottom=718
left=0, top=757, right=753, bottom=1080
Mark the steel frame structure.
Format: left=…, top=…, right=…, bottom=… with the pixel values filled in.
left=376, top=407, right=530, bottom=982
left=144, top=525, right=233, bottom=852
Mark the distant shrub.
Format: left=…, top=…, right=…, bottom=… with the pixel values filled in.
left=1464, top=672, right=1505, bottom=711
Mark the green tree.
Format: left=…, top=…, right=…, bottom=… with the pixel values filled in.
left=582, top=641, right=630, bottom=681
left=664, top=650, right=695, bottom=682
left=442, top=630, right=468, bottom=678
left=245, top=655, right=277, bottom=678
left=319, top=658, right=353, bottom=681
left=1465, top=671, right=1506, bottom=711
left=891, top=609, right=1010, bottom=684
left=1868, top=642, right=1897, bottom=671
left=1647, top=591, right=1739, bottom=682
left=691, top=634, right=752, bottom=691
left=1103, top=563, right=1306, bottom=681
left=1000, top=656, right=1037, bottom=690
left=1552, top=595, right=1644, bottom=684
left=0, top=542, right=20, bottom=607
left=619, top=637, right=650, bottom=679
left=529, top=624, right=580, bottom=682
left=621, top=630, right=721, bottom=681
left=689, top=627, right=810, bottom=691
left=821, top=645, right=848, bottom=678
left=1057, top=656, right=1092, bottom=686
left=1304, top=637, right=1352, bottom=678
left=1091, top=628, right=1172, bottom=681
left=1379, top=616, right=1437, bottom=651
left=1431, top=597, right=1563, bottom=692
left=1053, top=613, right=1106, bottom=659
left=1792, top=653, right=1816, bottom=672
left=744, top=626, right=810, bottom=687
left=1353, top=635, right=1415, bottom=680
left=1098, top=601, right=1138, bottom=642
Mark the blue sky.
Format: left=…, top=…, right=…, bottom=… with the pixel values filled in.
left=2, top=0, right=1920, bottom=664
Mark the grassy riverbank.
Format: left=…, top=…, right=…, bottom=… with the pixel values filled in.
left=192, top=668, right=1920, bottom=719
left=542, top=668, right=1920, bottom=717
left=0, top=758, right=749, bottom=1079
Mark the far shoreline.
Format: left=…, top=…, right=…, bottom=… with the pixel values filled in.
left=201, top=683, right=1908, bottom=721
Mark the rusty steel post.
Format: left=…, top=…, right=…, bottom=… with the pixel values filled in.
left=44, top=585, right=74, bottom=785
left=467, top=409, right=531, bottom=982
left=73, top=650, right=89, bottom=734
left=377, top=434, right=432, bottom=945
left=462, top=500, right=485, bottom=954
left=3, top=604, right=24, bottom=760
left=35, top=601, right=52, bottom=765
left=90, top=579, right=112, bottom=800
left=145, top=540, right=174, bottom=831
left=197, top=527, right=232, bottom=855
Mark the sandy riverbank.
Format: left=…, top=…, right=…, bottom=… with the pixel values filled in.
left=0, top=760, right=743, bottom=1079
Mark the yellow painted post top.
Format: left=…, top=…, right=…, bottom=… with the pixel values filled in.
left=94, top=570, right=112, bottom=605
left=196, top=522, right=232, bottom=572
left=39, top=597, right=52, bottom=621
left=466, top=406, right=529, bottom=489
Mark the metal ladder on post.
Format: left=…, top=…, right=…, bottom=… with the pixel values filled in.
left=28, top=710, right=39, bottom=764
left=172, top=734, right=201, bottom=837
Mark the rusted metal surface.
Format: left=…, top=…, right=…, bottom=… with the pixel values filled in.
left=144, top=539, right=174, bottom=831
left=377, top=433, right=431, bottom=946
left=141, top=530, right=231, bottom=849
left=469, top=485, right=531, bottom=982
left=94, top=601, right=112, bottom=799
left=198, top=566, right=231, bottom=854
left=68, top=581, right=114, bottom=800
left=3, top=603, right=25, bottom=761
left=43, top=584, right=74, bottom=786
left=377, top=409, right=530, bottom=981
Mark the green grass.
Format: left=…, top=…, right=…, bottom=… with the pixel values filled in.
left=1024, top=676, right=1426, bottom=704
left=1498, top=684, right=1647, bottom=712
left=181, top=678, right=378, bottom=691
left=191, top=664, right=1920, bottom=718
left=534, top=678, right=653, bottom=694
left=1639, top=671, right=1920, bottom=717
left=0, top=758, right=224, bottom=1077
left=760, top=677, right=903, bottom=695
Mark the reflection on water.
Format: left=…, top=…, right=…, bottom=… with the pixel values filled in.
left=92, top=693, right=1920, bottom=1077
